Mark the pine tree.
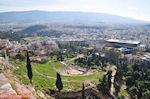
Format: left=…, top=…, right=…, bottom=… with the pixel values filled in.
left=56, top=73, right=63, bottom=91
left=26, top=51, right=33, bottom=84
left=82, top=83, right=85, bottom=99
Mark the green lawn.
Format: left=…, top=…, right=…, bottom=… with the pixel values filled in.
left=33, top=61, right=64, bottom=77
left=62, top=72, right=104, bottom=81
left=11, top=60, right=105, bottom=91
left=24, top=37, right=43, bottom=41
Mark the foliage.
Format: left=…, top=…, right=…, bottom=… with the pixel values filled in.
left=97, top=70, right=112, bottom=96
left=15, top=53, right=25, bottom=61
left=114, top=83, right=121, bottom=96
left=124, top=61, right=150, bottom=99
left=75, top=52, right=107, bottom=68
left=0, top=31, right=27, bottom=41
left=114, top=61, right=128, bottom=97
left=38, top=30, right=64, bottom=37
left=105, top=49, right=121, bottom=65
left=56, top=73, right=63, bottom=91
left=50, top=50, right=76, bottom=61
left=113, top=59, right=150, bottom=99
left=26, top=52, right=33, bottom=84
left=18, top=25, right=47, bottom=34
left=82, top=83, right=85, bottom=99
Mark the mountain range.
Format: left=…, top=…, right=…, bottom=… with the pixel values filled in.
left=0, top=10, right=148, bottom=24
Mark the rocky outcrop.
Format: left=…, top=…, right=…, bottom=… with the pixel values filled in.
left=0, top=73, right=16, bottom=94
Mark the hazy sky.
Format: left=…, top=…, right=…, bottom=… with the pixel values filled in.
left=0, top=0, right=150, bottom=21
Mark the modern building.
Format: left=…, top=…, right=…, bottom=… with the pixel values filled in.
left=106, top=39, right=140, bottom=48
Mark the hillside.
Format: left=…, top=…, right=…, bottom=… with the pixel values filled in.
left=0, top=10, right=146, bottom=24
left=17, top=25, right=47, bottom=34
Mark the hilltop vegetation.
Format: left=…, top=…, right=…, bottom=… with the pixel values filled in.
left=0, top=31, right=26, bottom=41
left=17, top=25, right=47, bottom=34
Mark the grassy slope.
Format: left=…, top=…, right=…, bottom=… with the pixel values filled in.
left=24, top=37, right=42, bottom=41
left=11, top=60, right=105, bottom=91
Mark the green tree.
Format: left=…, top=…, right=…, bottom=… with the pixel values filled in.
left=105, top=49, right=121, bottom=65
left=56, top=73, right=63, bottom=91
left=114, top=83, right=120, bottom=96
left=124, top=61, right=150, bottom=99
left=26, top=52, right=33, bottom=84
left=15, top=53, right=25, bottom=61
left=82, top=83, right=85, bottom=99
left=97, top=70, right=112, bottom=96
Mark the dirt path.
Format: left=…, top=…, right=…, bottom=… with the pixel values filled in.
left=34, top=69, right=56, bottom=80
left=110, top=65, right=117, bottom=99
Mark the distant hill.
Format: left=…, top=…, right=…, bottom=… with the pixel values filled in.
left=0, top=10, right=147, bottom=24
left=16, top=25, right=64, bottom=37
left=18, top=25, right=47, bottom=34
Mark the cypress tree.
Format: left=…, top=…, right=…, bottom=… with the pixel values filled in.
left=56, top=73, right=63, bottom=91
left=82, top=83, right=85, bottom=99
left=26, top=51, right=33, bottom=84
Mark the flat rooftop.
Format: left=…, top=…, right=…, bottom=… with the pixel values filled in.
left=107, top=39, right=140, bottom=45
